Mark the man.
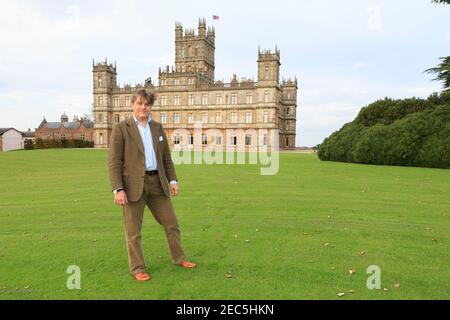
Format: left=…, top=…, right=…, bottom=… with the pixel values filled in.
left=108, top=89, right=196, bottom=281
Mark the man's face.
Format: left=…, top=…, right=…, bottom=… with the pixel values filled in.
left=132, top=97, right=152, bottom=121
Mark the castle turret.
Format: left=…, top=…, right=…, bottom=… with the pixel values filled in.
left=257, top=47, right=280, bottom=87
left=171, top=18, right=215, bottom=84
left=93, top=58, right=117, bottom=92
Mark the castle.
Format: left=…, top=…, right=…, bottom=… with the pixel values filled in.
left=93, top=18, right=297, bottom=150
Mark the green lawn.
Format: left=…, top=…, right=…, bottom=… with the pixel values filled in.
left=0, top=149, right=448, bottom=300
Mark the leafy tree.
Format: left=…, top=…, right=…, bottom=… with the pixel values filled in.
left=24, top=139, right=34, bottom=150
left=425, top=57, right=450, bottom=93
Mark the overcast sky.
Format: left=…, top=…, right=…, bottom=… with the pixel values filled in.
left=0, top=0, right=449, bottom=146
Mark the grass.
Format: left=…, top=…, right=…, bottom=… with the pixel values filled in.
left=0, top=149, right=448, bottom=300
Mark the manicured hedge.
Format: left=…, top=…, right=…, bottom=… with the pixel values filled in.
left=318, top=92, right=450, bottom=168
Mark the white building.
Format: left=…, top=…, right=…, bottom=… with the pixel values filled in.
left=0, top=128, right=27, bottom=151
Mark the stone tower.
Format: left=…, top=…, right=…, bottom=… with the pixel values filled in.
left=92, top=59, right=117, bottom=147
left=257, top=46, right=280, bottom=87
left=174, top=18, right=215, bottom=84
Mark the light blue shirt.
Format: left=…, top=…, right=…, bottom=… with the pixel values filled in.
left=133, top=114, right=157, bottom=171
left=132, top=114, right=177, bottom=185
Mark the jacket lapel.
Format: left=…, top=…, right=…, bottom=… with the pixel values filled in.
left=126, top=117, right=144, bottom=154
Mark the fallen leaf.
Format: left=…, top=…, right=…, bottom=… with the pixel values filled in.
left=245, top=240, right=250, bottom=243
left=255, top=229, right=259, bottom=232
left=358, top=251, right=366, bottom=256
left=348, top=289, right=355, bottom=294
left=383, top=288, right=389, bottom=292
left=394, top=283, right=400, bottom=288
left=324, top=242, right=330, bottom=246
left=349, top=268, right=356, bottom=275
left=337, top=292, right=345, bottom=297
left=225, top=272, right=232, bottom=279
left=432, top=238, right=438, bottom=242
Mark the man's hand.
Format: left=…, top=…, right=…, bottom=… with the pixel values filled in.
left=170, top=183, right=179, bottom=196
left=114, top=191, right=128, bottom=206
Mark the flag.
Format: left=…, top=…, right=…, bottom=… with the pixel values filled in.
left=212, top=15, right=220, bottom=20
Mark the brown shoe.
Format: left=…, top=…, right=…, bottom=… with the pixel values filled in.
left=133, top=272, right=151, bottom=281
left=179, top=261, right=197, bottom=269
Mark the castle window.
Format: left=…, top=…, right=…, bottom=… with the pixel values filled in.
left=98, top=76, right=102, bottom=87
left=263, top=111, right=269, bottom=123
left=202, top=134, right=208, bottom=145
left=114, top=96, right=119, bottom=107
left=174, top=79, right=180, bottom=85
left=98, top=114, right=103, bottom=123
left=216, top=94, right=222, bottom=105
left=285, top=123, right=289, bottom=131
left=174, top=95, right=180, bottom=106
left=160, top=112, right=167, bottom=123
left=188, top=134, right=193, bottom=145
left=194, top=46, right=198, bottom=56
left=181, top=47, right=185, bottom=58
left=202, top=112, right=208, bottom=124
left=215, top=112, right=222, bottom=123
left=80, top=134, right=85, bottom=141
left=216, top=135, right=222, bottom=145
left=202, top=94, right=208, bottom=105
left=286, top=107, right=290, bottom=115
left=245, top=134, right=252, bottom=146
left=114, top=114, right=120, bottom=123
left=98, top=96, right=103, bottom=107
left=287, top=92, right=291, bottom=100
left=245, top=112, right=252, bottom=124
left=261, top=134, right=267, bottom=146
left=173, top=134, right=180, bottom=145
left=188, top=78, right=194, bottom=85
left=231, top=135, right=237, bottom=146
left=174, top=113, right=181, bottom=124
left=231, top=93, right=238, bottom=105
left=99, top=132, right=103, bottom=145
left=264, top=91, right=269, bottom=103
left=188, top=94, right=194, bottom=105
left=125, top=96, right=130, bottom=107
left=265, top=66, right=270, bottom=80
left=182, top=66, right=186, bottom=73
left=231, top=112, right=237, bottom=123
left=246, top=93, right=253, bottom=104
left=161, top=96, right=167, bottom=106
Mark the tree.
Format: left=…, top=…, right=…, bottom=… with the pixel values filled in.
left=431, top=0, right=450, bottom=4
left=425, top=57, right=450, bottom=92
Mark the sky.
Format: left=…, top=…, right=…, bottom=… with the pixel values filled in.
left=0, top=0, right=449, bottom=146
